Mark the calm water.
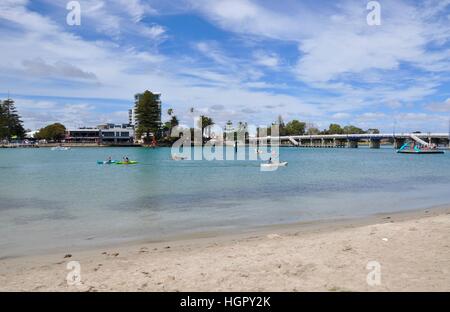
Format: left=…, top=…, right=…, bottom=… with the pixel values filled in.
left=1, top=147, right=449, bottom=256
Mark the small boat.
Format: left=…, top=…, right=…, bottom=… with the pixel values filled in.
left=172, top=155, right=187, bottom=161
left=397, top=149, right=444, bottom=154
left=51, top=146, right=71, bottom=151
left=260, top=161, right=288, bottom=168
left=397, top=142, right=444, bottom=154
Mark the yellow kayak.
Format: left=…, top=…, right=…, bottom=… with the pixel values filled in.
left=116, top=161, right=138, bottom=165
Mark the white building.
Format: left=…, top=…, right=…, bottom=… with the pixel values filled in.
left=66, top=124, right=135, bottom=144
left=98, top=123, right=135, bottom=144
left=128, top=109, right=137, bottom=126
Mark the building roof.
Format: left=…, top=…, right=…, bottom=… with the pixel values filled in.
left=66, top=128, right=100, bottom=132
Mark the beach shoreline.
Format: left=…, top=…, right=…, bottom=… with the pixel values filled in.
left=1, top=205, right=449, bottom=291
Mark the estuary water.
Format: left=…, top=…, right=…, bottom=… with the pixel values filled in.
left=1, top=146, right=449, bottom=257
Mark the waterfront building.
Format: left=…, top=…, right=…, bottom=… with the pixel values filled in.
left=65, top=128, right=100, bottom=143
left=128, top=109, right=137, bottom=126
left=98, top=123, right=135, bottom=144
left=65, top=124, right=134, bottom=144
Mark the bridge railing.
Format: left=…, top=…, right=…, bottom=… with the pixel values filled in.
left=249, top=133, right=449, bottom=141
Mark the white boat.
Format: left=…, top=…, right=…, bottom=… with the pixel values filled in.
left=51, top=146, right=71, bottom=151
left=260, top=161, right=288, bottom=168
left=172, top=155, right=187, bottom=161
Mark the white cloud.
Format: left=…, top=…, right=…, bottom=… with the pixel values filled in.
left=22, top=58, right=97, bottom=80
left=357, top=112, right=387, bottom=121
left=194, top=41, right=264, bottom=82
left=117, top=0, right=157, bottom=23
left=394, top=112, right=449, bottom=132
left=57, top=0, right=164, bottom=40
left=426, top=98, right=450, bottom=112
left=295, top=1, right=432, bottom=83
left=82, top=1, right=121, bottom=36
left=141, top=24, right=166, bottom=39
left=15, top=98, right=57, bottom=110
left=190, top=0, right=316, bottom=40
left=195, top=41, right=231, bottom=66
left=332, top=112, right=351, bottom=120
left=253, top=51, right=279, bottom=68
left=16, top=97, right=133, bottom=130
left=18, top=101, right=96, bottom=130
left=350, top=111, right=449, bottom=133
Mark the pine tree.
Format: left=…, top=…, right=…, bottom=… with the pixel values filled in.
left=0, top=98, right=25, bottom=140
left=0, top=102, right=7, bottom=140
left=134, top=90, right=162, bottom=142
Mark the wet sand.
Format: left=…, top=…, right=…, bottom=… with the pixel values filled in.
left=1, top=207, right=449, bottom=291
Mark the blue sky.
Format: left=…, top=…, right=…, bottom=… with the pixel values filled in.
left=0, top=0, right=449, bottom=132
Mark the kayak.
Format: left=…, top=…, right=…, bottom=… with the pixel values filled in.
left=115, top=161, right=138, bottom=165
left=97, top=160, right=117, bottom=165
left=260, top=161, right=288, bottom=168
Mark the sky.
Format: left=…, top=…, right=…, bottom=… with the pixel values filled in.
left=0, top=0, right=449, bottom=132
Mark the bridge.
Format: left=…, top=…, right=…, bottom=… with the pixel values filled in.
left=250, top=133, right=450, bottom=149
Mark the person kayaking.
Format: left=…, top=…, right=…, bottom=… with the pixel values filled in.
left=123, top=156, right=129, bottom=164
left=106, top=156, right=112, bottom=164
left=267, top=157, right=272, bottom=164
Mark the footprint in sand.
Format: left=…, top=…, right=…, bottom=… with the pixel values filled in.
left=342, top=245, right=352, bottom=252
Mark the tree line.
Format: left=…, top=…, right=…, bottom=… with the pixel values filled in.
left=272, top=116, right=379, bottom=136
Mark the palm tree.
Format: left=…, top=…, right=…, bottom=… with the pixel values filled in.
left=165, top=110, right=178, bottom=138
left=198, top=115, right=214, bottom=141
left=236, top=121, right=248, bottom=142
left=170, top=116, right=179, bottom=129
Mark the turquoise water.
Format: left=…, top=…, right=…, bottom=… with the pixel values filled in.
left=1, top=147, right=449, bottom=257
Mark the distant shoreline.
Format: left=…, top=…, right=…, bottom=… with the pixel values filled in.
left=0, top=142, right=409, bottom=148
left=1, top=143, right=143, bottom=148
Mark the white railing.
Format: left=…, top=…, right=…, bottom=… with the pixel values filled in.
left=250, top=133, right=449, bottom=141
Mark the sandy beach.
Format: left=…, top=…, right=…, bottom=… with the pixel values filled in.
left=1, top=207, right=449, bottom=292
